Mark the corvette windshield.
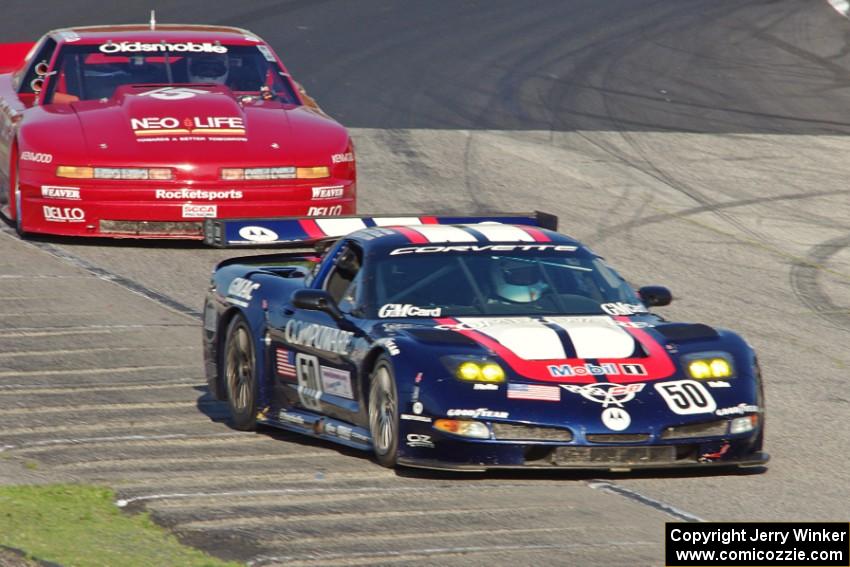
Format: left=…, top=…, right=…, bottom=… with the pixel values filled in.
left=369, top=250, right=643, bottom=317
left=44, top=44, right=299, bottom=104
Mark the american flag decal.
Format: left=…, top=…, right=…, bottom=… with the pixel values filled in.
left=507, top=383, right=561, bottom=402
left=276, top=348, right=297, bottom=379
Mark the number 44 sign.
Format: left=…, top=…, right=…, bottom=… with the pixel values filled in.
left=654, top=380, right=716, bottom=415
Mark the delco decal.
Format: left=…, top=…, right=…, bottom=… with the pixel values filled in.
left=226, top=277, right=260, bottom=307
left=331, top=152, right=354, bottom=164
left=99, top=41, right=228, bottom=54
left=131, top=116, right=245, bottom=136
left=308, top=205, right=343, bottom=216
left=378, top=304, right=442, bottom=318
left=20, top=151, right=52, bottom=163
left=156, top=189, right=242, bottom=200
left=284, top=320, right=353, bottom=355
left=548, top=362, right=647, bottom=378
left=390, top=244, right=578, bottom=256
left=311, top=185, right=344, bottom=200
left=41, top=186, right=80, bottom=200
left=43, top=206, right=84, bottom=223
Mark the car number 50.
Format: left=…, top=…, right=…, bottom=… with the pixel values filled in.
left=654, top=380, right=716, bottom=415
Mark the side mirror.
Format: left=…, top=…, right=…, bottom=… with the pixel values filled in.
left=638, top=285, right=672, bottom=307
left=292, top=289, right=344, bottom=320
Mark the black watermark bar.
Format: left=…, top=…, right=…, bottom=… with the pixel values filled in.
left=666, top=522, right=849, bottom=567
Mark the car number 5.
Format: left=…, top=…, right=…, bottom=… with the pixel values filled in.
left=654, top=380, right=716, bottom=415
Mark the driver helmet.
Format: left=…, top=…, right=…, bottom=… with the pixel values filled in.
left=490, top=258, right=548, bottom=303
left=188, top=55, right=229, bottom=85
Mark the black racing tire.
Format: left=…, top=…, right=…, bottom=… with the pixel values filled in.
left=368, top=355, right=400, bottom=468
left=223, top=314, right=258, bottom=431
left=10, top=152, right=25, bottom=237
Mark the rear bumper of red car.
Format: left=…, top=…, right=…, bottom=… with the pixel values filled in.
left=15, top=177, right=356, bottom=238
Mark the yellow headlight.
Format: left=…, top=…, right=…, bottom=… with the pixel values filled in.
left=687, top=357, right=733, bottom=379
left=455, top=361, right=506, bottom=383
left=457, top=362, right=481, bottom=381
left=709, top=358, right=731, bottom=378
left=56, top=166, right=93, bottom=179
left=688, top=360, right=712, bottom=379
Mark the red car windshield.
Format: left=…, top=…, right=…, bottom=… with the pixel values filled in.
left=44, top=43, right=299, bottom=104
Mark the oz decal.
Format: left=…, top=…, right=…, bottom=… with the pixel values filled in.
left=654, top=380, right=716, bottom=415
left=295, top=353, right=322, bottom=411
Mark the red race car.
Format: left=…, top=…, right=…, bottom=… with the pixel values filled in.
left=0, top=24, right=356, bottom=238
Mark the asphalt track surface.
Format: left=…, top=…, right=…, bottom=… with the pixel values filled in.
left=2, top=1, right=850, bottom=565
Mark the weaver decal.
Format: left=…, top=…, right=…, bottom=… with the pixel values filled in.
left=100, top=41, right=228, bottom=54
left=507, top=383, right=561, bottom=401
left=41, top=186, right=80, bottom=200
left=284, top=320, right=353, bottom=355
left=320, top=366, right=354, bottom=399
left=311, top=185, right=344, bottom=200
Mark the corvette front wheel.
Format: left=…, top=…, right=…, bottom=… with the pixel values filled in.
left=223, top=314, right=258, bottom=431
left=368, top=356, right=399, bottom=468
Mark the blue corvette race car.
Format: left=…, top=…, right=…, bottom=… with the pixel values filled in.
left=202, top=213, right=768, bottom=471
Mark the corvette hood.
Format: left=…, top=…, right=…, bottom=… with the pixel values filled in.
left=395, top=315, right=677, bottom=383
left=69, top=85, right=347, bottom=165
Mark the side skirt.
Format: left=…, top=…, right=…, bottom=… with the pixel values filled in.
left=259, top=407, right=372, bottom=451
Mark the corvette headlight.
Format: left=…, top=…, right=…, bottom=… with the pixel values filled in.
left=684, top=352, right=734, bottom=380
left=433, top=419, right=491, bottom=439
left=56, top=166, right=172, bottom=180
left=444, top=357, right=506, bottom=383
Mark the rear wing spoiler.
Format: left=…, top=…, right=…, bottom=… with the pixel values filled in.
left=0, top=42, right=35, bottom=74
left=203, top=211, right=558, bottom=248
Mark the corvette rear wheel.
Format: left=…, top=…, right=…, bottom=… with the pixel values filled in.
left=368, top=356, right=399, bottom=468
left=223, top=314, right=258, bottom=431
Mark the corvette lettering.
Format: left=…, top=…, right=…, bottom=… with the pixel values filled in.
left=20, top=151, right=52, bottom=163
left=447, top=408, right=509, bottom=419
left=548, top=363, right=646, bottom=377
left=42, top=206, right=84, bottom=223
left=156, top=189, right=242, bottom=200
left=390, top=244, right=578, bottom=256
left=99, top=41, right=228, bottom=54
left=378, top=304, right=442, bottom=318
left=284, top=320, right=353, bottom=355
left=41, top=186, right=80, bottom=200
